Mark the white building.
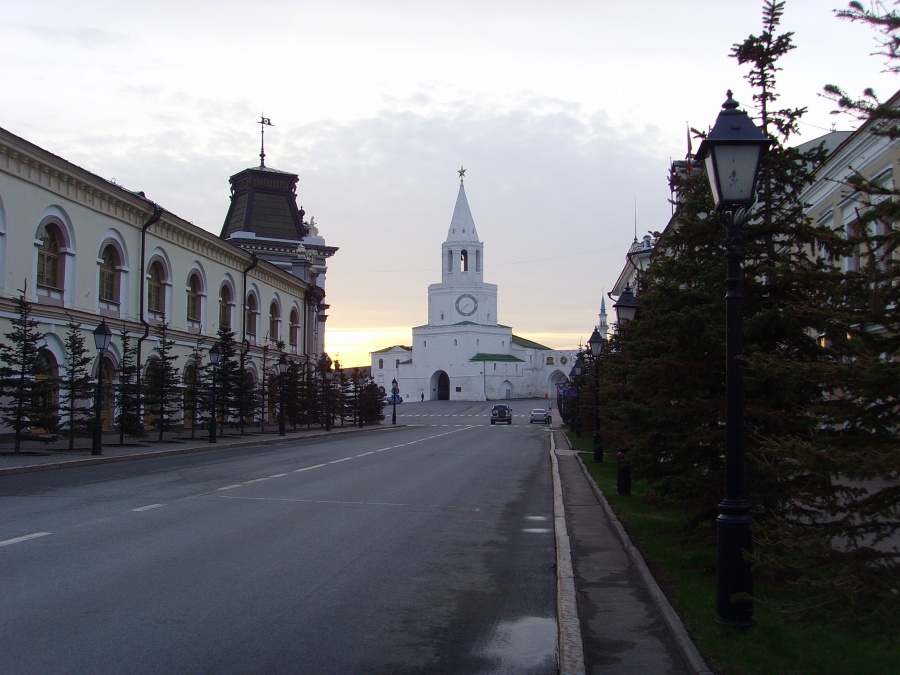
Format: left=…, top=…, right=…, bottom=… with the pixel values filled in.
left=0, top=125, right=334, bottom=434
left=371, top=171, right=575, bottom=401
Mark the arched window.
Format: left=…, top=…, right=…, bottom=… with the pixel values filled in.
left=32, top=350, right=59, bottom=434
left=187, top=273, right=202, bottom=322
left=245, top=294, right=258, bottom=339
left=219, top=285, right=233, bottom=330
left=460, top=249, right=469, bottom=272
left=289, top=308, right=300, bottom=350
left=378, top=359, right=384, bottom=369
left=269, top=301, right=280, bottom=343
left=38, top=227, right=61, bottom=289
left=148, top=261, right=165, bottom=315
left=99, top=245, right=119, bottom=303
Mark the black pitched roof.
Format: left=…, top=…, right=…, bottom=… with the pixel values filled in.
left=220, top=165, right=309, bottom=241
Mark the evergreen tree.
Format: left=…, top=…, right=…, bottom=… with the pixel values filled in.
left=284, top=358, right=302, bottom=430
left=0, top=286, right=49, bottom=452
left=183, top=341, right=205, bottom=439
left=143, top=321, right=181, bottom=441
left=60, top=320, right=95, bottom=450
left=214, top=325, right=240, bottom=436
left=115, top=324, right=144, bottom=442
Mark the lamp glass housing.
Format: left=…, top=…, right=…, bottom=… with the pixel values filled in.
left=93, top=321, right=113, bottom=351
left=588, top=329, right=605, bottom=357
left=278, top=355, right=289, bottom=375
left=209, top=343, right=221, bottom=365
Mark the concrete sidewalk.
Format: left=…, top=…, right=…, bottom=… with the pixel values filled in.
left=552, top=435, right=711, bottom=675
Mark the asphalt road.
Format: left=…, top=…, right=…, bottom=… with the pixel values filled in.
left=0, top=400, right=558, bottom=674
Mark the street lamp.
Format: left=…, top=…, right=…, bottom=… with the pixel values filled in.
left=568, top=355, right=583, bottom=437
left=91, top=320, right=113, bottom=456
left=391, top=378, right=399, bottom=425
left=277, top=355, right=288, bottom=436
left=612, top=284, right=639, bottom=325
left=324, top=367, right=333, bottom=432
left=610, top=289, right=639, bottom=496
left=587, top=328, right=606, bottom=463
left=208, top=343, right=220, bottom=443
left=696, top=90, right=771, bottom=629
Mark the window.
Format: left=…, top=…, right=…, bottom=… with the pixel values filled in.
left=269, top=302, right=280, bottom=342
left=245, top=294, right=258, bottom=338
left=378, top=359, right=383, bottom=369
left=37, top=227, right=61, bottom=289
left=460, top=249, right=469, bottom=272
left=395, top=359, right=400, bottom=368
left=289, top=309, right=300, bottom=348
left=187, top=273, right=202, bottom=322
left=148, top=261, right=165, bottom=314
left=99, top=245, right=119, bottom=302
left=219, top=285, right=233, bottom=330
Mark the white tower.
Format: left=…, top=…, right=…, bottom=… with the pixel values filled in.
left=427, top=168, right=498, bottom=326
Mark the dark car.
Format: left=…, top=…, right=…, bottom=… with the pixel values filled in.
left=490, top=404, right=512, bottom=425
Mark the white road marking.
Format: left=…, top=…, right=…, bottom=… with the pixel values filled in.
left=0, top=532, right=51, bottom=547
left=218, top=484, right=242, bottom=491
left=293, top=463, right=326, bottom=472
left=244, top=477, right=270, bottom=484
left=132, top=504, right=164, bottom=512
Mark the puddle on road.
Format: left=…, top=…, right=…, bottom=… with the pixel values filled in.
left=477, top=616, right=557, bottom=673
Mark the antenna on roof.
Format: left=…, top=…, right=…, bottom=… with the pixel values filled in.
left=259, top=115, right=274, bottom=167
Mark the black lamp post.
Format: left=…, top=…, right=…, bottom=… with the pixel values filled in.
left=91, top=320, right=113, bottom=456
left=587, top=328, right=606, bottom=462
left=277, top=355, right=288, bottom=436
left=391, top=378, right=399, bottom=425
left=696, top=90, right=771, bottom=628
left=612, top=284, right=639, bottom=326
left=324, top=367, right=333, bottom=432
left=208, top=343, right=220, bottom=443
left=568, top=356, right=583, bottom=437
left=611, top=291, right=639, bottom=496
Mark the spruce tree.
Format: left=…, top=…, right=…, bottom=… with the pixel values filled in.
left=0, top=286, right=49, bottom=453
left=214, top=325, right=240, bottom=436
left=115, top=325, right=144, bottom=442
left=144, top=321, right=181, bottom=441
left=60, top=320, right=95, bottom=450
left=183, top=341, right=205, bottom=439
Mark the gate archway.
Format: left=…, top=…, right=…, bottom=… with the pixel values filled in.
left=432, top=371, right=450, bottom=400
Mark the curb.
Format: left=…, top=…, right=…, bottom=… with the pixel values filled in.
left=0, top=425, right=396, bottom=476
left=572, top=452, right=713, bottom=675
left=551, top=431, right=587, bottom=675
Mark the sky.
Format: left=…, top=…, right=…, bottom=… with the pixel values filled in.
left=2, top=0, right=896, bottom=367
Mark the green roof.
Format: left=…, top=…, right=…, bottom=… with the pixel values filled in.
left=470, top=353, right=525, bottom=363
left=371, top=345, right=412, bottom=354
left=512, top=334, right=552, bottom=350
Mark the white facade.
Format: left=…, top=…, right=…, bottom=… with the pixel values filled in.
left=0, top=126, right=328, bottom=433
left=371, top=175, right=575, bottom=401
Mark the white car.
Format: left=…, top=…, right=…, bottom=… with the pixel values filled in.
left=529, top=408, right=551, bottom=424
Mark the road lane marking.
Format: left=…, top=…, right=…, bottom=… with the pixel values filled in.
left=244, top=477, right=270, bottom=484
left=270, top=473, right=288, bottom=478
left=293, top=463, right=326, bottom=472
left=0, top=532, right=51, bottom=547
left=218, top=484, right=242, bottom=491
left=355, top=452, right=375, bottom=458
left=132, top=504, right=164, bottom=512
left=329, top=457, right=353, bottom=464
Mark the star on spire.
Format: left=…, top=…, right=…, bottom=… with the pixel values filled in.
left=458, top=166, right=466, bottom=184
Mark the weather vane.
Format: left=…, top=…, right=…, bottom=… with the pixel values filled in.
left=259, top=115, right=274, bottom=167
left=458, top=166, right=466, bottom=184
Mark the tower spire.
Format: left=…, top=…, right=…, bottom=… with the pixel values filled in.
left=259, top=115, right=274, bottom=167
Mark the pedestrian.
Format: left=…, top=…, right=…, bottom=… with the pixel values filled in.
left=421, top=392, right=424, bottom=402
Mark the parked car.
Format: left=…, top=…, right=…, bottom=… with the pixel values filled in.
left=490, top=404, right=512, bottom=425
left=386, top=394, right=403, bottom=404
left=529, top=408, right=551, bottom=424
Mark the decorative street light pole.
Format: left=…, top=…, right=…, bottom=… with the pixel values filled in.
left=278, top=355, right=288, bottom=436
left=696, top=90, right=771, bottom=628
left=208, top=343, right=220, bottom=444
left=91, top=320, right=113, bottom=456
left=391, top=378, right=399, bottom=425
left=609, top=293, right=638, bottom=497
left=325, top=367, right=333, bottom=432
left=568, top=356, right=583, bottom=437
left=587, top=328, right=606, bottom=463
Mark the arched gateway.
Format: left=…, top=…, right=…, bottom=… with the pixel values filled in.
left=432, top=371, right=450, bottom=400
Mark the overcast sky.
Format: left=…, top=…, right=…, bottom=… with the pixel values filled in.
left=2, top=0, right=895, bottom=366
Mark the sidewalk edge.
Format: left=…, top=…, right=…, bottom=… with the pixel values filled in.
left=551, top=432, right=587, bottom=675
left=574, top=453, right=713, bottom=675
